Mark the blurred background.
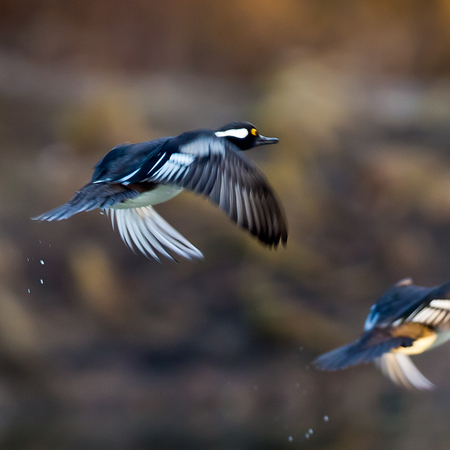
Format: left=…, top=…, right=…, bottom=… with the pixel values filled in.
left=1, top=0, right=450, bottom=449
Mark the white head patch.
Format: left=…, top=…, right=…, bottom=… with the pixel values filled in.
left=215, top=128, right=249, bottom=139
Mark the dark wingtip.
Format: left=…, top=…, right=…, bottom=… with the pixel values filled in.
left=259, top=232, right=288, bottom=249
left=269, top=229, right=288, bottom=249
left=281, top=230, right=288, bottom=247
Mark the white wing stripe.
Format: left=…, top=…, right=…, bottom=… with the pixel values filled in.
left=410, top=309, right=430, bottom=323
left=433, top=310, right=447, bottom=325
left=153, top=161, right=186, bottom=181
left=169, top=153, right=195, bottom=166
left=165, top=163, right=185, bottom=181
left=117, top=167, right=141, bottom=183
left=427, top=309, right=441, bottom=324
left=147, top=154, right=167, bottom=176
left=406, top=305, right=450, bottom=326
left=430, top=299, right=450, bottom=310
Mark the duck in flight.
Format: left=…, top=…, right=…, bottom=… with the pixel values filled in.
left=314, top=278, right=450, bottom=389
left=33, top=122, right=288, bottom=261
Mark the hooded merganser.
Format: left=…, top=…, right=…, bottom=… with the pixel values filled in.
left=314, top=278, right=450, bottom=389
left=33, top=122, right=288, bottom=261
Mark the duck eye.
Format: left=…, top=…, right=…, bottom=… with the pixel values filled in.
left=250, top=128, right=258, bottom=136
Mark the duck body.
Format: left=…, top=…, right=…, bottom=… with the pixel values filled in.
left=314, top=278, right=450, bottom=389
left=34, top=122, right=288, bottom=261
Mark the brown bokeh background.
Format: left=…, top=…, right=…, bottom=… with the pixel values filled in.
left=2, top=1, right=450, bottom=449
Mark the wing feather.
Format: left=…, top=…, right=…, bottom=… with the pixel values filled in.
left=143, top=136, right=287, bottom=247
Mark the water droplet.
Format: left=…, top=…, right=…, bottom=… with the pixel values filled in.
left=308, top=429, right=313, bottom=435
left=40, top=279, right=43, bottom=285
left=288, top=436, right=293, bottom=442
left=26, top=258, right=30, bottom=262
left=324, top=415, right=329, bottom=422
left=305, top=433, right=310, bottom=439
left=27, top=289, right=30, bottom=294
left=40, top=260, right=44, bottom=265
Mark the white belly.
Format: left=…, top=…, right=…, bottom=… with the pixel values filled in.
left=111, top=185, right=183, bottom=209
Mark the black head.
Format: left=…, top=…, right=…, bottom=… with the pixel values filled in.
left=214, top=122, right=279, bottom=150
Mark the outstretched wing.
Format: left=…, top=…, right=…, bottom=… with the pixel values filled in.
left=141, top=135, right=288, bottom=247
